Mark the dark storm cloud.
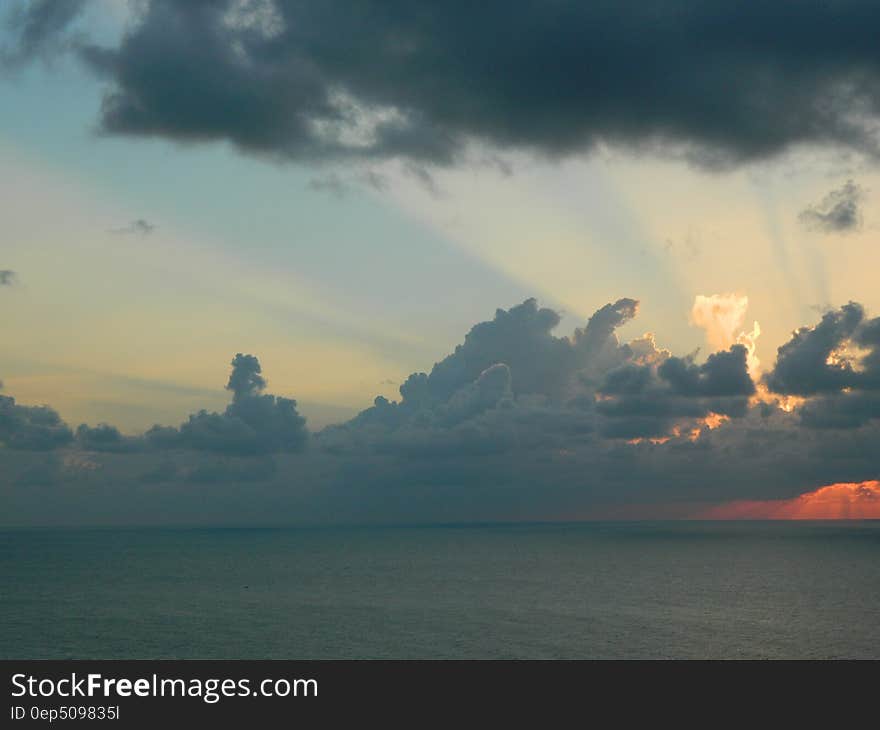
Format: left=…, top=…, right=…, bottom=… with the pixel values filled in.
left=14, top=456, right=63, bottom=487
left=799, top=180, right=866, bottom=233
left=594, top=345, right=755, bottom=439
left=1, top=0, right=87, bottom=68
left=574, top=299, right=640, bottom=359
left=659, top=346, right=756, bottom=399
left=0, top=270, right=17, bottom=286
left=6, top=0, right=880, bottom=167
left=225, top=353, right=266, bottom=400
left=798, top=392, right=880, bottom=430
left=424, top=298, right=570, bottom=400
left=276, top=297, right=878, bottom=515
left=6, top=295, right=880, bottom=526
left=75, top=423, right=140, bottom=453
left=765, top=302, right=872, bottom=395
left=138, top=460, right=177, bottom=484
left=439, top=363, right=512, bottom=427
left=146, top=353, right=308, bottom=455
left=186, top=457, right=277, bottom=484
left=0, top=393, right=73, bottom=450
left=345, top=296, right=639, bottom=438
left=325, top=297, right=758, bottom=448
left=766, top=302, right=880, bottom=429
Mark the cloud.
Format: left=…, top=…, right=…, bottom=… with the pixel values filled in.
left=9, top=1, right=880, bottom=168
left=0, top=0, right=88, bottom=68
left=660, top=347, right=756, bottom=399
left=110, top=219, right=156, bottom=235
left=326, top=297, right=753, bottom=447
left=75, top=423, right=141, bottom=453
left=0, top=270, right=17, bottom=286
left=307, top=174, right=350, bottom=198
left=5, top=294, right=880, bottom=525
left=138, top=460, right=177, bottom=484
left=765, top=302, right=880, bottom=429
left=691, top=293, right=761, bottom=375
left=345, top=297, right=638, bottom=440
left=0, top=392, right=73, bottom=450
left=798, top=180, right=866, bottom=233
left=765, top=302, right=867, bottom=395
left=225, top=353, right=266, bottom=400
left=798, top=392, right=880, bottom=430
left=595, top=344, right=755, bottom=439
left=691, top=294, right=749, bottom=351
left=437, top=363, right=513, bottom=427
left=146, top=353, right=308, bottom=455
left=185, top=456, right=277, bottom=484
left=14, top=456, right=64, bottom=487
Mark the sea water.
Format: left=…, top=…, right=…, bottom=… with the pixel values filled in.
left=2, top=521, right=879, bottom=659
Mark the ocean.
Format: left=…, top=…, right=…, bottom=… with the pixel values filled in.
left=2, top=522, right=879, bottom=659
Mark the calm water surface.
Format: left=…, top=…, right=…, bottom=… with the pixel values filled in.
left=2, top=522, right=879, bottom=658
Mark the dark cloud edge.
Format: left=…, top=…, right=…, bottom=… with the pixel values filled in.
left=8, top=1, right=880, bottom=170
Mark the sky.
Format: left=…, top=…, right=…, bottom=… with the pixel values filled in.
left=2, top=0, right=880, bottom=525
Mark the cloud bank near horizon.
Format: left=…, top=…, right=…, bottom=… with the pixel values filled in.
left=3, top=294, right=880, bottom=525
left=8, top=1, right=880, bottom=169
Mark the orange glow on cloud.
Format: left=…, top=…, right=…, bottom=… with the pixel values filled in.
left=691, top=293, right=761, bottom=378
left=773, top=392, right=805, bottom=413
left=749, top=382, right=805, bottom=413
left=701, top=481, right=880, bottom=519
left=626, top=435, right=672, bottom=445
left=703, top=412, right=729, bottom=430
left=684, top=413, right=729, bottom=442
left=626, top=414, right=729, bottom=445
left=691, top=293, right=749, bottom=350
